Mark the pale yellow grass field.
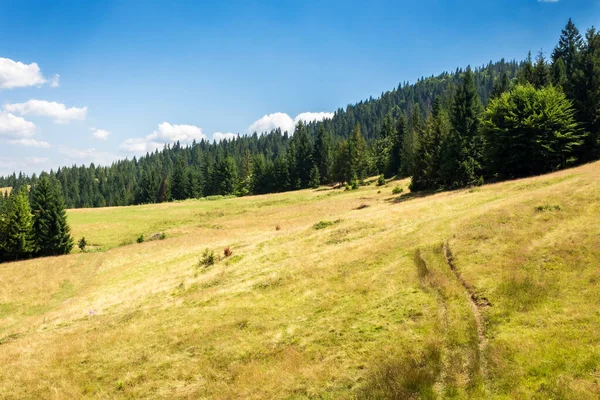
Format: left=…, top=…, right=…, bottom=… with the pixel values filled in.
left=1, top=163, right=599, bottom=399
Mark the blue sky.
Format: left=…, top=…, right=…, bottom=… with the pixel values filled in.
left=0, top=0, right=598, bottom=176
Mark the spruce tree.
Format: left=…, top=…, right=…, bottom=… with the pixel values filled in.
left=552, top=18, right=584, bottom=79
left=3, top=186, right=34, bottom=261
left=533, top=50, right=551, bottom=88
left=313, top=125, right=332, bottom=184
left=392, top=114, right=407, bottom=176
left=347, top=124, right=367, bottom=181
left=441, top=67, right=484, bottom=188
left=170, top=156, right=188, bottom=200
left=31, top=175, right=74, bottom=256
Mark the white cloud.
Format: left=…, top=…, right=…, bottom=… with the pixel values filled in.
left=247, top=111, right=333, bottom=134
left=295, top=112, right=334, bottom=124
left=4, top=100, right=87, bottom=124
left=0, top=57, right=48, bottom=89
left=91, top=128, right=110, bottom=140
left=50, top=74, right=60, bottom=88
left=119, top=122, right=207, bottom=153
left=8, top=138, right=50, bottom=148
left=0, top=112, right=36, bottom=138
left=248, top=112, right=295, bottom=135
left=213, top=132, right=237, bottom=142
left=57, top=146, right=119, bottom=166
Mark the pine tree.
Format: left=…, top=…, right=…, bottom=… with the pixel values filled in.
left=3, top=186, right=34, bottom=261
left=292, top=121, right=313, bottom=188
left=533, top=50, right=551, bottom=88
left=347, top=123, right=367, bottom=181
left=441, top=67, right=484, bottom=188
left=519, top=51, right=535, bottom=85
left=308, top=165, right=320, bottom=188
left=376, top=113, right=395, bottom=177
left=572, top=27, right=600, bottom=161
left=392, top=114, right=407, bottom=176
left=552, top=18, right=584, bottom=79
left=170, top=156, right=188, bottom=200
left=31, top=175, right=74, bottom=256
left=313, top=125, right=332, bottom=184
left=410, top=99, right=450, bottom=191
left=552, top=58, right=567, bottom=88
left=400, top=104, right=421, bottom=177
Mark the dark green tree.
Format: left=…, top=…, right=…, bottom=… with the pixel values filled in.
left=483, top=84, right=583, bottom=178
left=31, top=175, right=74, bottom=256
left=441, top=67, right=485, bottom=188
left=3, top=186, right=34, bottom=260
left=313, top=125, right=332, bottom=184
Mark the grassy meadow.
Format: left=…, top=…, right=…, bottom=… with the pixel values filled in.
left=1, top=162, right=600, bottom=399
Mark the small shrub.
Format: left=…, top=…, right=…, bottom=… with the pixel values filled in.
left=377, top=174, right=386, bottom=186
left=159, top=232, right=167, bottom=240
left=377, top=190, right=381, bottom=194
left=78, top=237, right=87, bottom=252
left=356, top=203, right=370, bottom=210
left=345, top=184, right=352, bottom=191
left=224, top=247, right=232, bottom=258
left=136, top=234, right=144, bottom=244
left=535, top=204, right=562, bottom=212
left=313, top=220, right=341, bottom=230
left=351, top=177, right=360, bottom=190
left=392, top=186, right=403, bottom=195
left=199, top=249, right=216, bottom=268
left=275, top=224, right=281, bottom=231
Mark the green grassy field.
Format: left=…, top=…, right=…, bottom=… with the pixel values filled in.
left=1, top=163, right=599, bottom=399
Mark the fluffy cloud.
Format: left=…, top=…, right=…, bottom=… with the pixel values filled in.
left=213, top=132, right=237, bottom=142
left=4, top=100, right=87, bottom=124
left=0, top=112, right=36, bottom=138
left=91, top=128, right=111, bottom=140
left=119, top=122, right=207, bottom=153
left=0, top=57, right=49, bottom=89
left=248, top=111, right=334, bottom=134
left=8, top=138, right=50, bottom=148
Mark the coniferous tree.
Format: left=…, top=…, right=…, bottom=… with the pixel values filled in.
left=552, top=58, right=568, bottom=88
left=392, top=114, right=407, bottom=176
left=400, top=105, right=421, bottom=177
left=31, top=175, right=74, bottom=256
left=519, top=51, right=535, bottom=85
left=533, top=50, right=551, bottom=89
left=411, top=99, right=450, bottom=190
left=552, top=18, right=584, bottom=79
left=3, top=186, right=34, bottom=261
left=572, top=27, right=600, bottom=161
left=441, top=67, right=484, bottom=188
left=347, top=124, right=367, bottom=181
left=170, top=156, right=188, bottom=200
left=376, top=113, right=395, bottom=177
left=313, top=125, right=332, bottom=184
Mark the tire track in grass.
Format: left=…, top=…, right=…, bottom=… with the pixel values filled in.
left=442, top=240, right=491, bottom=382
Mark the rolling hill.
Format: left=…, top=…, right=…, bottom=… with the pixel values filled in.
left=1, top=162, right=599, bottom=399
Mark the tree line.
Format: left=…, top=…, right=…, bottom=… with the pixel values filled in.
left=0, top=175, right=73, bottom=262
left=1, top=19, right=597, bottom=208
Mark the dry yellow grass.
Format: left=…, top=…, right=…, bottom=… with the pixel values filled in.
left=1, top=163, right=599, bottom=399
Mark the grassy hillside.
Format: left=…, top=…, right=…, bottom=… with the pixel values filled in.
left=1, top=162, right=600, bottom=399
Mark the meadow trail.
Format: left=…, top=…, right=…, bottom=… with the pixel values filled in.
left=443, top=240, right=490, bottom=382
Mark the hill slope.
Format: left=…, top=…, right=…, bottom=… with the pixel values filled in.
left=1, top=162, right=600, bottom=399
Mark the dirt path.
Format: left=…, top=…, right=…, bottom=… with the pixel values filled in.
left=442, top=240, right=490, bottom=380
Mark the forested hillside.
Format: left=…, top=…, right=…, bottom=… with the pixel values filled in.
left=0, top=18, right=597, bottom=209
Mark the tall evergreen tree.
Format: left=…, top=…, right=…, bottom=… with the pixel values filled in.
left=347, top=123, right=368, bottom=181
left=31, top=175, right=74, bottom=256
left=3, top=186, right=34, bottom=261
left=441, top=67, right=484, bottom=188
left=170, top=156, right=188, bottom=200
left=313, top=125, right=332, bottom=184
left=552, top=18, right=584, bottom=79
left=533, top=50, right=551, bottom=89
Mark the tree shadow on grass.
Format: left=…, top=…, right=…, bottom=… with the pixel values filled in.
left=384, top=189, right=439, bottom=204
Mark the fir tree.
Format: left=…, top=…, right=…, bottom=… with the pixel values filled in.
left=441, top=67, right=484, bottom=188
left=31, top=175, right=74, bottom=256
left=3, top=186, right=34, bottom=261
left=313, top=125, right=332, bottom=184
